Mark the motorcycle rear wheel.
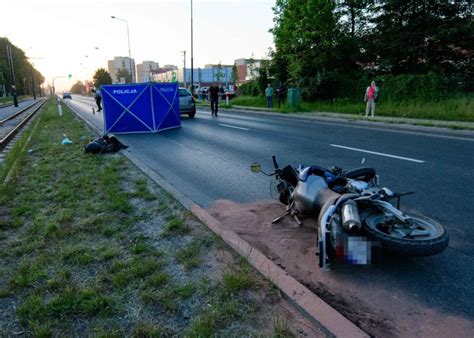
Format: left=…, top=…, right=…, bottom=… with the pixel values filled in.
left=363, top=212, right=449, bottom=256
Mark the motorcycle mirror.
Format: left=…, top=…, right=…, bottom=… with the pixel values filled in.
left=250, top=163, right=262, bottom=173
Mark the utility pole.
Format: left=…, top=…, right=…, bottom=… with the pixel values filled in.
left=31, top=69, right=36, bottom=100
left=190, top=0, right=194, bottom=94
left=181, top=50, right=186, bottom=89
left=6, top=44, right=18, bottom=107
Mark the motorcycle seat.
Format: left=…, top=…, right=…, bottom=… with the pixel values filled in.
left=298, top=165, right=346, bottom=188
left=298, top=166, right=334, bottom=182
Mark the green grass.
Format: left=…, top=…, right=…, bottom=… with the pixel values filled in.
left=131, top=178, right=156, bottom=201
left=161, top=215, right=191, bottom=237
left=0, top=95, right=29, bottom=105
left=0, top=97, right=302, bottom=336
left=272, top=317, right=296, bottom=338
left=229, top=95, right=474, bottom=122
left=231, top=95, right=268, bottom=108
left=176, top=240, right=203, bottom=270
left=222, top=265, right=255, bottom=293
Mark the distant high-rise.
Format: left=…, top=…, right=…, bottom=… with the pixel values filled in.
left=108, top=56, right=136, bottom=84
left=136, top=61, right=160, bottom=83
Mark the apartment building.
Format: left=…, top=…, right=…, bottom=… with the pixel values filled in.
left=234, top=58, right=264, bottom=83
left=107, top=56, right=136, bottom=84
left=136, top=61, right=160, bottom=83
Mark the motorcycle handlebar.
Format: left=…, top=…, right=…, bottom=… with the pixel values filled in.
left=272, top=155, right=279, bottom=170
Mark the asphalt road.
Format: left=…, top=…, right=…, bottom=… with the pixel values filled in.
left=66, top=95, right=474, bottom=334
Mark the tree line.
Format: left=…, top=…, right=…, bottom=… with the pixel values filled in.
left=247, top=0, right=473, bottom=101
left=0, top=38, right=45, bottom=97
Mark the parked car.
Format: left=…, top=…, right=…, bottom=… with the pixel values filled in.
left=179, top=87, right=196, bottom=118
left=62, top=92, right=72, bottom=99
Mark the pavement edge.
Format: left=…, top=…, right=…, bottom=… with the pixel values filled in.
left=69, top=102, right=369, bottom=337
left=123, top=151, right=369, bottom=338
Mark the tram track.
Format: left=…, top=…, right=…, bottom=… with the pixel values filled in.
left=0, top=98, right=48, bottom=151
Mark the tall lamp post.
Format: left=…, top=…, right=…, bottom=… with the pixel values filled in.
left=111, top=16, right=133, bottom=83
left=6, top=44, right=18, bottom=107
left=190, top=0, right=194, bottom=94
left=181, top=50, right=186, bottom=89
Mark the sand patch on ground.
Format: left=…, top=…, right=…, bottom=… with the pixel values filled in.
left=208, top=199, right=474, bottom=337
left=207, top=199, right=397, bottom=337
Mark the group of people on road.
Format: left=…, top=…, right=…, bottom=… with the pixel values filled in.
left=193, top=78, right=381, bottom=118
left=265, top=82, right=287, bottom=109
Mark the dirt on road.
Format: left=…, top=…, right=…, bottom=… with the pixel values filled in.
left=207, top=199, right=474, bottom=338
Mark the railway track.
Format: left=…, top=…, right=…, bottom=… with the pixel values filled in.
left=0, top=98, right=48, bottom=152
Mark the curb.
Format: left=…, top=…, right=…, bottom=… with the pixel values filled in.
left=67, top=102, right=370, bottom=337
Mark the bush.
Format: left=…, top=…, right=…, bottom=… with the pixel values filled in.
left=238, top=81, right=261, bottom=97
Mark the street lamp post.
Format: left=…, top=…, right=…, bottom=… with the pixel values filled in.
left=190, top=0, right=194, bottom=94
left=181, top=50, right=186, bottom=89
left=111, top=16, right=133, bottom=83
left=6, top=44, right=18, bottom=107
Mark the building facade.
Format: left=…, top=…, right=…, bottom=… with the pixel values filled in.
left=108, top=56, right=136, bottom=84
left=153, top=64, right=234, bottom=87
left=234, top=58, right=264, bottom=83
left=136, top=61, right=160, bottom=83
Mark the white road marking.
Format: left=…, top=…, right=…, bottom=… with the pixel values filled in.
left=219, top=123, right=250, bottom=131
left=330, top=144, right=425, bottom=163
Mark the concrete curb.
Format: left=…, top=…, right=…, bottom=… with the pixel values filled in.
left=191, top=204, right=369, bottom=338
left=67, top=102, right=369, bottom=337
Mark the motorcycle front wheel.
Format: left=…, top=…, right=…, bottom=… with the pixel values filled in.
left=363, top=212, right=449, bottom=256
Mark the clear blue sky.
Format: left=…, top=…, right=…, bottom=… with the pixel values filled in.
left=1, top=0, right=275, bottom=90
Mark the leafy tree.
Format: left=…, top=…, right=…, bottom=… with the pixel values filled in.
left=93, top=68, right=112, bottom=88
left=368, top=0, right=473, bottom=79
left=257, top=59, right=271, bottom=95
left=231, top=63, right=238, bottom=84
left=215, top=62, right=224, bottom=83
left=0, top=37, right=44, bottom=96
left=247, top=56, right=257, bottom=80
left=115, top=68, right=131, bottom=84
left=272, top=0, right=342, bottom=100
left=70, top=81, right=85, bottom=94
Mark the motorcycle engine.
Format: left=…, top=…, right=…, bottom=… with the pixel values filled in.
left=346, top=180, right=369, bottom=193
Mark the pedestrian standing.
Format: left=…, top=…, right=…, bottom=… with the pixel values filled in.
left=364, top=81, right=378, bottom=117
left=276, top=82, right=287, bottom=108
left=265, top=83, right=274, bottom=108
left=209, top=82, right=220, bottom=116
left=94, top=89, right=102, bottom=112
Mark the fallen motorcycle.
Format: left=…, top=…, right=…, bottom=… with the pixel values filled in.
left=251, top=156, right=449, bottom=270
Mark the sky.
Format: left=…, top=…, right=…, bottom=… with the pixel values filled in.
left=1, top=0, right=276, bottom=90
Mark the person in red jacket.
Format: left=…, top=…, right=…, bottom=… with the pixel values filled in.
left=364, top=81, right=379, bottom=117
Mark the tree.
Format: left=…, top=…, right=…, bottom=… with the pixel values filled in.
left=271, top=0, right=342, bottom=99
left=231, top=63, right=238, bottom=84
left=257, top=59, right=271, bottom=95
left=368, top=0, right=473, bottom=78
left=93, top=68, right=112, bottom=88
left=215, top=62, right=224, bottom=83
left=0, top=37, right=44, bottom=96
left=115, top=68, right=131, bottom=84
left=70, top=81, right=85, bottom=94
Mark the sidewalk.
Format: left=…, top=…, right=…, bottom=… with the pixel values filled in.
left=223, top=105, right=474, bottom=134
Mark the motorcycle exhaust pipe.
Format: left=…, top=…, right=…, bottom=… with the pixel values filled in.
left=341, top=200, right=362, bottom=232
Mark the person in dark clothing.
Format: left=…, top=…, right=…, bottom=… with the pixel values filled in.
left=276, top=82, right=287, bottom=108
left=94, top=89, right=102, bottom=112
left=209, top=82, right=220, bottom=116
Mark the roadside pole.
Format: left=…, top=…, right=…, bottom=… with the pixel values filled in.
left=6, top=44, right=18, bottom=107
left=57, top=97, right=62, bottom=116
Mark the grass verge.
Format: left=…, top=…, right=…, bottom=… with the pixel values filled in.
left=0, top=97, right=316, bottom=336
left=230, top=95, right=474, bottom=122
